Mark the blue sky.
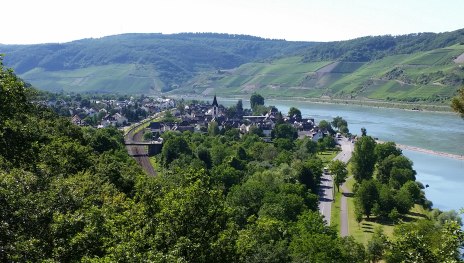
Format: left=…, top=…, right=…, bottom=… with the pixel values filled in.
left=1, top=0, right=463, bottom=44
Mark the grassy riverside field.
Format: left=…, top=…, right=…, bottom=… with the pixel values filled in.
left=334, top=176, right=431, bottom=245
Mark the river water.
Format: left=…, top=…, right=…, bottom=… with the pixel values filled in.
left=218, top=98, right=464, bottom=213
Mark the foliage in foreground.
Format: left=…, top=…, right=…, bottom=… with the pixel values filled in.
left=1, top=59, right=462, bottom=262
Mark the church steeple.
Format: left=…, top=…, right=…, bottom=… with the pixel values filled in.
left=211, top=95, right=219, bottom=119
left=212, top=95, right=219, bottom=107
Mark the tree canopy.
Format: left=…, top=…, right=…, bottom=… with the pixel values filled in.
left=250, top=92, right=265, bottom=110
left=351, top=136, right=376, bottom=181
left=451, top=86, right=464, bottom=118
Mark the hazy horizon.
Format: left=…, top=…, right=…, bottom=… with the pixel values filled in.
left=1, top=0, right=463, bottom=45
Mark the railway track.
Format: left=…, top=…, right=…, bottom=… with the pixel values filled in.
left=124, top=121, right=157, bottom=176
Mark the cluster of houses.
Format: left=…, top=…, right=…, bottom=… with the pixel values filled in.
left=147, top=96, right=326, bottom=142
left=62, top=97, right=176, bottom=128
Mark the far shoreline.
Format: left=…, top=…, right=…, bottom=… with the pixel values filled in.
left=376, top=140, right=464, bottom=161
left=171, top=94, right=455, bottom=114
left=396, top=143, right=464, bottom=161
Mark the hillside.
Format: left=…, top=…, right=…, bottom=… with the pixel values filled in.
left=181, top=44, right=464, bottom=103
left=0, top=33, right=313, bottom=93
left=1, top=29, right=464, bottom=103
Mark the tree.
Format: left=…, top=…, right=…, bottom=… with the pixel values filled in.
left=394, top=186, right=414, bottom=214
left=272, top=123, right=297, bottom=141
left=329, top=160, right=348, bottom=192
left=318, top=136, right=336, bottom=150
left=290, top=211, right=365, bottom=263
left=252, top=104, right=268, bottom=116
left=143, top=131, right=153, bottom=141
left=351, top=136, right=376, bottom=182
left=154, top=169, right=230, bottom=262
left=161, top=135, right=191, bottom=166
left=176, top=100, right=185, bottom=115
left=236, top=217, right=290, bottom=263
left=385, top=220, right=464, bottom=263
left=355, top=179, right=379, bottom=218
left=161, top=110, right=178, bottom=122
left=367, top=227, right=388, bottom=263
left=236, top=99, right=243, bottom=114
left=288, top=107, right=302, bottom=120
left=0, top=55, right=31, bottom=125
left=250, top=93, right=264, bottom=109
left=208, top=121, right=220, bottom=136
left=273, top=138, right=294, bottom=151
left=361, top=127, right=367, bottom=136
left=331, top=116, right=348, bottom=131
left=376, top=154, right=415, bottom=185
left=374, top=141, right=402, bottom=162
left=292, top=158, right=323, bottom=194
left=248, top=125, right=264, bottom=137
left=451, top=86, right=464, bottom=118
left=318, top=120, right=331, bottom=132
left=196, top=146, right=212, bottom=169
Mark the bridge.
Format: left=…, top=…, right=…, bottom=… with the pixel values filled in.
left=124, top=140, right=163, bottom=156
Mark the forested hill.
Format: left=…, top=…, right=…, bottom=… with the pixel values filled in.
left=300, top=29, right=464, bottom=62
left=1, top=33, right=313, bottom=92
left=1, top=29, right=464, bottom=100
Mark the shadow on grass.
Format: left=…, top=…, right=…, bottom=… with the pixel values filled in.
left=407, top=211, right=427, bottom=219
left=363, top=216, right=395, bottom=226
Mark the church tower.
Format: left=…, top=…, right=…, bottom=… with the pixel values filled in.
left=211, top=95, right=219, bottom=119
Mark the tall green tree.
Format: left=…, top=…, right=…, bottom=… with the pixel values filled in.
left=355, top=179, right=379, bottom=218
left=0, top=55, right=32, bottom=125
left=250, top=93, right=264, bottom=109
left=236, top=99, right=243, bottom=113
left=328, top=160, right=348, bottom=192
left=331, top=116, right=348, bottom=131
left=351, top=136, right=376, bottom=182
left=318, top=120, right=331, bottom=132
left=288, top=107, right=302, bottom=120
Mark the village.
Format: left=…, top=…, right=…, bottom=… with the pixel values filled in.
left=145, top=95, right=330, bottom=143
left=39, top=93, right=335, bottom=144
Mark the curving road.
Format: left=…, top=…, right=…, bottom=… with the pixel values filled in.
left=125, top=122, right=157, bottom=176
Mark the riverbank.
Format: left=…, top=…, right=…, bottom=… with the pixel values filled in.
left=396, top=143, right=464, bottom=161
left=266, top=97, right=453, bottom=113
left=376, top=140, right=464, bottom=161
left=171, top=94, right=453, bottom=113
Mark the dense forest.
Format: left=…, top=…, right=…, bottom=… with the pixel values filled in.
left=1, top=58, right=463, bottom=262
left=301, top=29, right=464, bottom=62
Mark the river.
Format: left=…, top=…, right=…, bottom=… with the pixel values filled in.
left=217, top=98, right=464, bottom=213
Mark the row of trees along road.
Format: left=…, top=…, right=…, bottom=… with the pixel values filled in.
left=349, top=128, right=464, bottom=262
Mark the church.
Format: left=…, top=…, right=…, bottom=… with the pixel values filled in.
left=207, top=95, right=221, bottom=119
